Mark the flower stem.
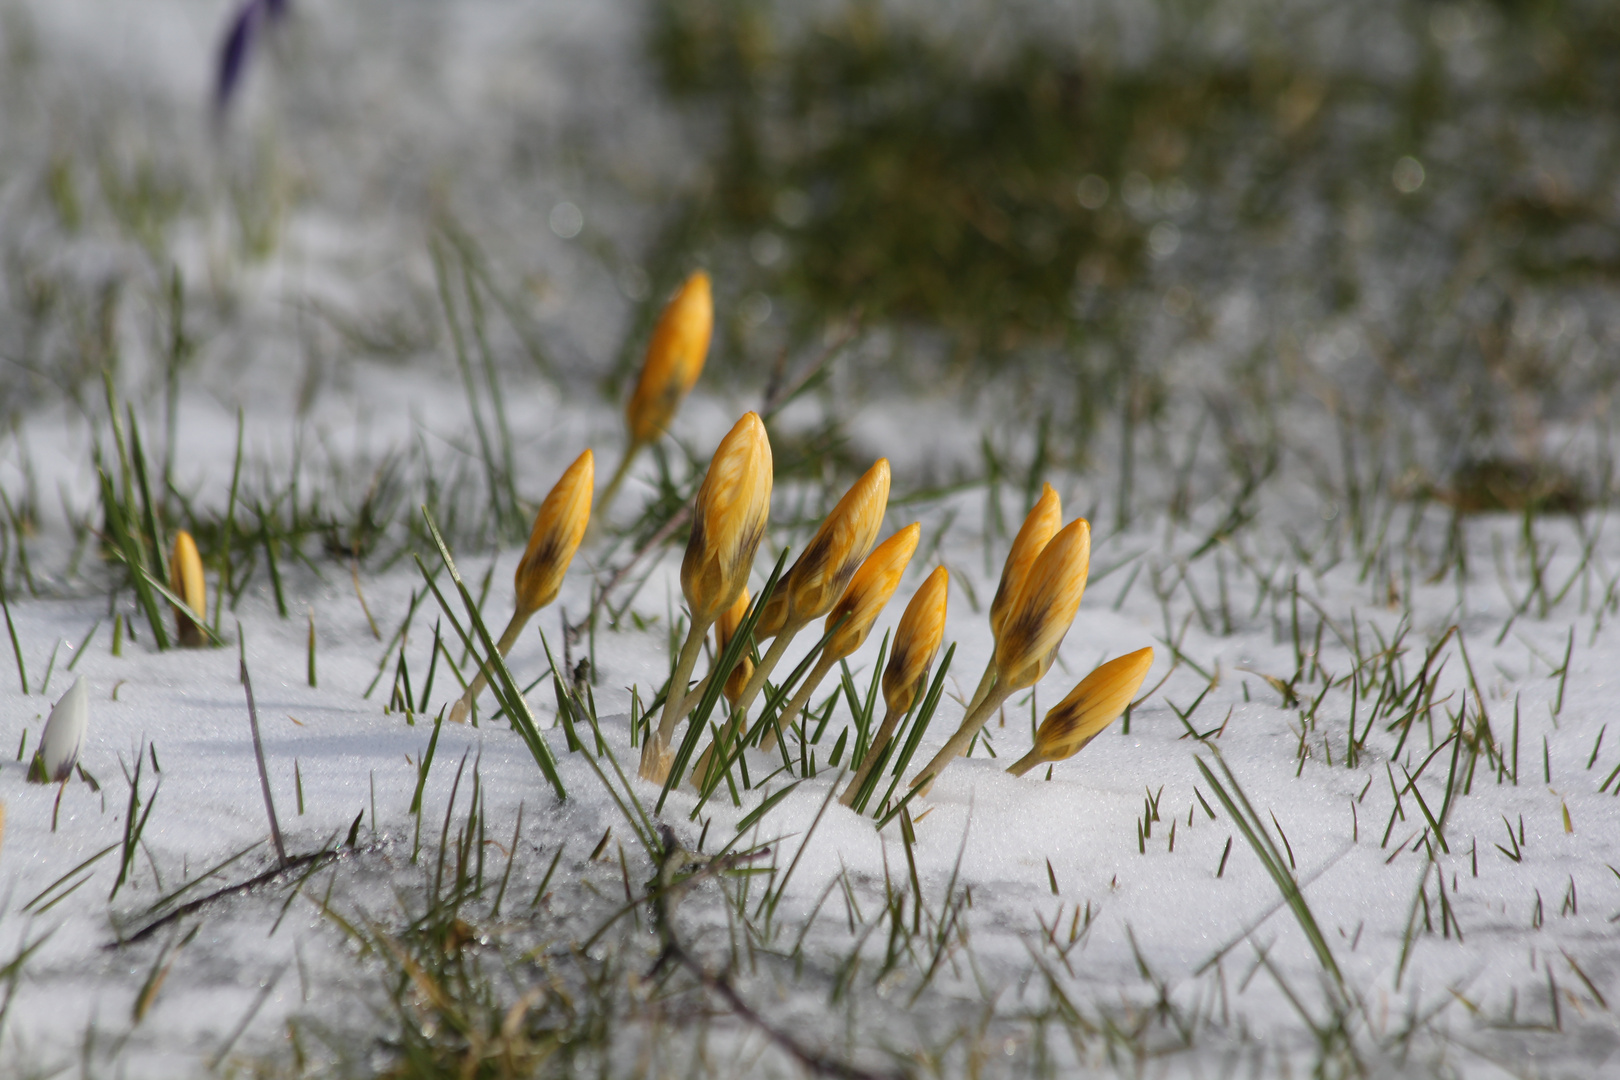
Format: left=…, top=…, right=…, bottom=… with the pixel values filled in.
left=639, top=615, right=712, bottom=782
left=688, top=628, right=799, bottom=786
left=840, top=702, right=901, bottom=807
left=908, top=678, right=1010, bottom=796
left=448, top=605, right=532, bottom=724
left=1006, top=750, right=1044, bottom=777
left=758, top=653, right=836, bottom=754
left=592, top=439, right=643, bottom=535
left=963, top=658, right=997, bottom=716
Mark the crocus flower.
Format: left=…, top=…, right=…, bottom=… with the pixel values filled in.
left=641, top=412, right=773, bottom=782
left=1008, top=647, right=1153, bottom=776
left=757, top=458, right=891, bottom=638
left=627, top=271, right=713, bottom=445
left=514, top=449, right=595, bottom=618
left=598, top=271, right=714, bottom=524
left=34, top=676, right=89, bottom=784
left=965, top=484, right=1060, bottom=712
left=170, top=530, right=208, bottom=647
left=451, top=449, right=593, bottom=723
left=991, top=518, right=1091, bottom=691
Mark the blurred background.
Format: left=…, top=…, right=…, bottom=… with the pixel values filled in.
left=1, top=0, right=1617, bottom=548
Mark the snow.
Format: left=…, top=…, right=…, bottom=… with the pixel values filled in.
left=1, top=0, right=1619, bottom=1076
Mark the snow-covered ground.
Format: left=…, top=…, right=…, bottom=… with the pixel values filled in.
left=2, top=1, right=1620, bottom=1077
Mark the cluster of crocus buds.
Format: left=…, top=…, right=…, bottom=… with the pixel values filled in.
left=910, top=511, right=1092, bottom=794
left=690, top=458, right=891, bottom=774
left=766, top=522, right=920, bottom=747
left=451, top=449, right=594, bottom=724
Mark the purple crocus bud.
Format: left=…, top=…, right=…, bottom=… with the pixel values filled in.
left=214, top=0, right=291, bottom=116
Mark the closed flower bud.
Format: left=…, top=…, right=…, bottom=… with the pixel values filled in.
left=626, top=271, right=712, bottom=444
left=1010, top=647, right=1153, bottom=776
left=758, top=458, right=890, bottom=637
left=823, top=524, right=919, bottom=662
left=515, top=449, right=594, bottom=616
left=882, top=565, right=949, bottom=717
left=761, top=524, right=920, bottom=753
left=992, top=518, right=1091, bottom=691
left=36, top=676, right=89, bottom=784
left=714, top=588, right=754, bottom=705
left=682, top=412, right=773, bottom=625
left=170, top=530, right=207, bottom=646
left=990, top=484, right=1060, bottom=642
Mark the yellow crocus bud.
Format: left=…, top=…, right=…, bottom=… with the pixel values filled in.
left=681, top=412, right=774, bottom=626
left=990, top=484, right=1061, bottom=641
left=992, top=517, right=1091, bottom=691
left=840, top=563, right=949, bottom=807
left=450, top=448, right=593, bottom=724
left=626, top=271, right=713, bottom=444
left=1008, top=647, right=1153, bottom=776
left=823, top=524, right=919, bottom=663
left=714, top=588, right=754, bottom=706
left=965, top=483, right=1060, bottom=713
left=169, top=530, right=207, bottom=647
left=762, top=524, right=919, bottom=752
left=757, top=458, right=891, bottom=637
left=882, top=564, right=949, bottom=718
left=642, top=412, right=773, bottom=781
left=514, top=449, right=595, bottom=617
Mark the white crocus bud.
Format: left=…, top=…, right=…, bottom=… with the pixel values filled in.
left=39, top=676, right=89, bottom=783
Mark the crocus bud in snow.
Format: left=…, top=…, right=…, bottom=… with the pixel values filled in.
left=882, top=565, right=949, bottom=718
left=643, top=412, right=774, bottom=782
left=1008, top=647, right=1153, bottom=777
left=822, top=524, right=920, bottom=664
left=170, top=530, right=208, bottom=647
left=514, top=449, right=594, bottom=618
left=909, top=517, right=1091, bottom=794
left=839, top=562, right=948, bottom=807
left=36, top=676, right=89, bottom=784
left=990, top=484, right=1061, bottom=643
left=757, top=458, right=891, bottom=638
left=965, top=483, right=1060, bottom=713
left=681, top=412, right=773, bottom=626
left=992, top=518, right=1091, bottom=692
left=626, top=271, right=713, bottom=445
left=450, top=449, right=594, bottom=724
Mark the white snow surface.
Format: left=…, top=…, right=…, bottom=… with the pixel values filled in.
left=0, top=0, right=1618, bottom=1077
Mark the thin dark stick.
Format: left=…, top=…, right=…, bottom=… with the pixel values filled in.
left=111, top=849, right=336, bottom=946
left=239, top=642, right=287, bottom=866
left=760, top=311, right=861, bottom=420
